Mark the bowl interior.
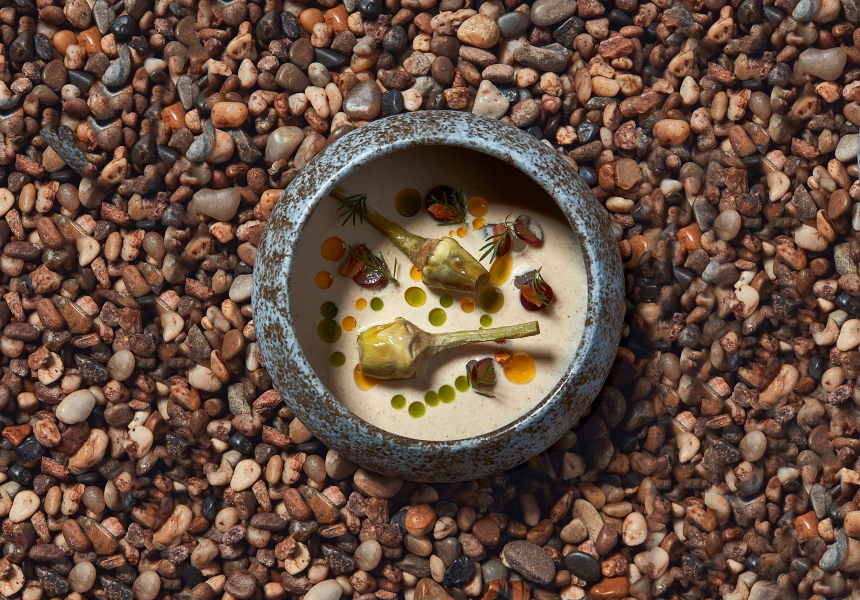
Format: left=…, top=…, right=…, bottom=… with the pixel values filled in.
left=289, top=144, right=590, bottom=442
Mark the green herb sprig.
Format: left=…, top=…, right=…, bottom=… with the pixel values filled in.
left=349, top=245, right=398, bottom=284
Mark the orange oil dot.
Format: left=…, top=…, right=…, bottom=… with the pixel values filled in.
left=503, top=351, right=536, bottom=384
left=457, top=226, right=468, bottom=238
left=342, top=316, right=356, bottom=331
left=467, top=196, right=489, bottom=216
left=321, top=237, right=346, bottom=262
left=410, top=265, right=422, bottom=282
left=355, top=298, right=367, bottom=310
left=354, top=364, right=382, bottom=390
left=473, top=217, right=486, bottom=230
left=449, top=230, right=455, bottom=237
left=461, top=297, right=475, bottom=313
left=315, top=271, right=333, bottom=289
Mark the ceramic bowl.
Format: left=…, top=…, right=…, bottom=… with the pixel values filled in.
left=252, top=111, right=624, bottom=482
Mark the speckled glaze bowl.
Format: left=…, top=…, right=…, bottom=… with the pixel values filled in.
left=252, top=111, right=624, bottom=482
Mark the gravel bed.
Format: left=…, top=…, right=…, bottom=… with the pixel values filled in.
left=0, top=0, right=859, bottom=598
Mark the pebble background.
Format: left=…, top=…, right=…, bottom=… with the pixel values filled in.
left=0, top=0, right=860, bottom=597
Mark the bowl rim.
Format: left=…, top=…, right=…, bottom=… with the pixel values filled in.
left=253, top=111, right=624, bottom=482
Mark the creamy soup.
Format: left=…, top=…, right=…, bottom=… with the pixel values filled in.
left=290, top=145, right=588, bottom=441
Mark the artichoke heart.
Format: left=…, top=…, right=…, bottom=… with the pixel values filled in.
left=422, top=237, right=490, bottom=293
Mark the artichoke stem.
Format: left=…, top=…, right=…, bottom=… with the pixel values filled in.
left=429, top=321, right=540, bottom=353
left=331, top=187, right=425, bottom=260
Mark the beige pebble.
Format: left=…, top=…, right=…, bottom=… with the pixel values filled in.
left=9, top=490, right=40, bottom=523
left=676, top=432, right=700, bottom=463
left=211, top=102, right=249, bottom=128
left=0, top=562, right=24, bottom=596
left=68, top=428, right=109, bottom=474
left=153, top=504, right=193, bottom=550
left=231, top=459, right=262, bottom=491
left=837, top=319, right=860, bottom=351
left=653, top=119, right=691, bottom=145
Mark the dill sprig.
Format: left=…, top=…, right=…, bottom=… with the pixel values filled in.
left=332, top=187, right=368, bottom=226
left=466, top=358, right=496, bottom=398
left=432, top=189, right=467, bottom=225
left=531, top=267, right=551, bottom=306
left=349, top=245, right=398, bottom=284
left=478, top=214, right=515, bottom=263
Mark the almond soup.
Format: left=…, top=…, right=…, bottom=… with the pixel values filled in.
left=290, top=145, right=588, bottom=441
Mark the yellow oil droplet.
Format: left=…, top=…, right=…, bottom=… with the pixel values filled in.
left=342, top=316, right=356, bottom=331
left=449, top=230, right=455, bottom=237
left=320, top=237, right=346, bottom=262
left=467, top=196, right=489, bottom=216
left=410, top=265, right=422, bottom=282
left=461, top=297, right=475, bottom=313
left=489, top=255, right=513, bottom=286
left=354, top=364, right=383, bottom=390
left=315, top=271, right=333, bottom=289
left=355, top=298, right=367, bottom=310
left=473, top=217, right=486, bottom=230
left=456, top=226, right=468, bottom=238
left=503, top=351, right=536, bottom=384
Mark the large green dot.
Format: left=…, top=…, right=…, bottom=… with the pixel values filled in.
left=329, top=352, right=345, bottom=366
left=317, top=319, right=341, bottom=343
left=370, top=297, right=384, bottom=311
left=455, top=375, right=470, bottom=392
left=478, top=287, right=504, bottom=314
left=405, top=287, right=427, bottom=307
left=320, top=301, right=338, bottom=319
left=439, top=385, right=456, bottom=403
left=439, top=294, right=454, bottom=308
left=391, top=395, right=407, bottom=409
left=429, top=308, right=446, bottom=327
left=425, top=391, right=440, bottom=407
left=408, top=402, right=426, bottom=418
left=395, top=188, right=422, bottom=217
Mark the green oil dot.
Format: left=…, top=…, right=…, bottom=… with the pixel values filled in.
left=478, top=287, right=504, bottom=314
left=408, top=402, right=426, bottom=418
left=320, top=301, right=338, bottom=319
left=405, top=287, right=427, bottom=307
left=395, top=188, right=423, bottom=217
left=391, top=394, right=407, bottom=409
left=455, top=375, right=470, bottom=392
left=317, top=319, right=341, bottom=343
left=425, top=391, right=440, bottom=407
left=329, top=352, right=345, bottom=366
left=429, top=308, right=447, bottom=326
left=480, top=314, right=493, bottom=327
left=440, top=294, right=454, bottom=308
left=370, top=297, right=384, bottom=311
left=439, top=385, right=456, bottom=403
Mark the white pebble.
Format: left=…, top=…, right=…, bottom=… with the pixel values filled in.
left=55, top=389, right=96, bottom=424
left=107, top=349, right=135, bottom=381
left=622, top=511, right=648, bottom=547
left=837, top=318, right=860, bottom=351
